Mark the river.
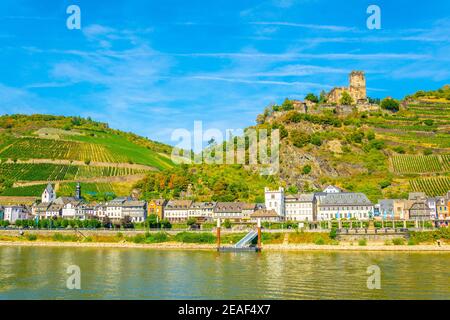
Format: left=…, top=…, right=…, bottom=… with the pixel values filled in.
left=0, top=246, right=448, bottom=299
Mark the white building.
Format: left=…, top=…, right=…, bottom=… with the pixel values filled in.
left=62, top=200, right=84, bottom=220
left=322, top=185, right=343, bottom=194
left=264, top=187, right=285, bottom=218
left=315, top=186, right=373, bottom=220
left=426, top=197, right=437, bottom=219
left=285, top=193, right=316, bottom=221
left=4, top=205, right=29, bottom=223
left=122, top=200, right=147, bottom=223
left=41, top=183, right=56, bottom=203
left=105, top=198, right=128, bottom=221
left=213, top=202, right=247, bottom=222
left=164, top=200, right=193, bottom=222
left=188, top=202, right=216, bottom=222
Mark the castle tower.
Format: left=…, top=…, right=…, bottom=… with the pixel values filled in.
left=349, top=71, right=367, bottom=103
left=264, top=187, right=285, bottom=217
left=42, top=183, right=56, bottom=203
left=75, top=182, right=81, bottom=200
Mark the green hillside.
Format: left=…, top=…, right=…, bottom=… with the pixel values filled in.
left=1, top=85, right=449, bottom=203
left=136, top=86, right=450, bottom=203
left=0, top=114, right=174, bottom=199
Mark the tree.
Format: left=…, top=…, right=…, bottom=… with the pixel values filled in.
left=281, top=98, right=294, bottom=111
left=186, top=217, right=197, bottom=227
left=305, top=93, right=319, bottom=103
left=319, top=90, right=328, bottom=103
left=381, top=98, right=400, bottom=112
left=302, top=164, right=312, bottom=175
left=222, top=219, right=232, bottom=229
left=102, top=216, right=112, bottom=228
left=121, top=216, right=134, bottom=229
left=146, top=214, right=159, bottom=228
left=256, top=113, right=266, bottom=125
left=286, top=185, right=299, bottom=194
left=340, top=91, right=353, bottom=105
left=160, top=219, right=172, bottom=229
left=366, top=130, right=376, bottom=141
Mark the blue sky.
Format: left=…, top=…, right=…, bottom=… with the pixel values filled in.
left=0, top=0, right=449, bottom=145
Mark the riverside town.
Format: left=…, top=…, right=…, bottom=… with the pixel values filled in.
left=1, top=183, right=449, bottom=230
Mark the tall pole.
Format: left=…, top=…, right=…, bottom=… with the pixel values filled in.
left=216, top=218, right=221, bottom=250
left=257, top=218, right=262, bottom=252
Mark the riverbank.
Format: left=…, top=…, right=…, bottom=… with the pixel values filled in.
left=1, top=240, right=449, bottom=252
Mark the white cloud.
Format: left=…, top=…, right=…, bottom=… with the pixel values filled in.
left=250, top=21, right=356, bottom=32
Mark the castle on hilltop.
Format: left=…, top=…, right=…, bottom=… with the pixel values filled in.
left=327, top=71, right=367, bottom=105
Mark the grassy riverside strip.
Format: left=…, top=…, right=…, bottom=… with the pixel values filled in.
left=0, top=229, right=448, bottom=251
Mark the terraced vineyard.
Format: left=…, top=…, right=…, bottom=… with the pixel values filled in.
left=0, top=182, right=131, bottom=197
left=0, top=184, right=47, bottom=197
left=0, top=163, right=147, bottom=181
left=58, top=182, right=116, bottom=196
left=390, top=155, right=450, bottom=174
left=0, top=134, right=174, bottom=169
left=409, top=177, right=450, bottom=196
left=0, top=137, right=121, bottom=163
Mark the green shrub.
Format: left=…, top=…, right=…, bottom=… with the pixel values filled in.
left=381, top=98, right=400, bottom=112
left=222, top=219, right=232, bottom=229
left=144, top=232, right=169, bottom=243
left=290, top=130, right=311, bottom=148
left=408, top=239, right=417, bottom=246
left=329, top=228, right=337, bottom=240
left=392, top=238, right=405, bottom=245
left=174, top=232, right=216, bottom=243
left=26, top=234, right=37, bottom=241
left=132, top=234, right=145, bottom=243
left=393, top=146, right=405, bottom=154
left=302, top=164, right=312, bottom=175
left=310, top=135, right=322, bottom=146
left=305, top=93, right=319, bottom=103
left=52, top=233, right=78, bottom=242
left=358, top=239, right=367, bottom=246
left=314, top=237, right=325, bottom=245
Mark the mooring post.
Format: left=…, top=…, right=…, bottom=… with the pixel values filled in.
left=216, top=218, right=221, bottom=250
left=257, top=218, right=262, bottom=251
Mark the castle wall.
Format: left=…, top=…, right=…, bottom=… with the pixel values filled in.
left=326, top=71, right=367, bottom=105
left=327, top=87, right=346, bottom=104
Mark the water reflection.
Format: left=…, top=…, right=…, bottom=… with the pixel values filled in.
left=0, top=247, right=449, bottom=299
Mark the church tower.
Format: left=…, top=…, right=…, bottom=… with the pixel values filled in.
left=42, top=183, right=56, bottom=203
left=75, top=182, right=81, bottom=200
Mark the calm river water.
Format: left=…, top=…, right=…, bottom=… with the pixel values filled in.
left=0, top=246, right=449, bottom=299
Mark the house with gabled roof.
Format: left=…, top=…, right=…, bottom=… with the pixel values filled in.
left=164, top=200, right=193, bottom=222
